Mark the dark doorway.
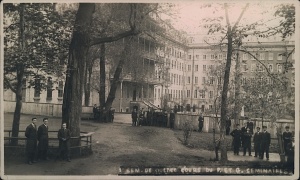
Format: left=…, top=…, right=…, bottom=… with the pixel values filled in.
left=133, top=89, right=137, bottom=101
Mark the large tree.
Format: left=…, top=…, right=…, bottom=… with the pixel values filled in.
left=4, top=3, right=72, bottom=145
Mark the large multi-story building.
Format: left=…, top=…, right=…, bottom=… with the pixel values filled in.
left=3, top=23, right=294, bottom=116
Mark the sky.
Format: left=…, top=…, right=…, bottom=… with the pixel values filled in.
left=165, top=1, right=291, bottom=34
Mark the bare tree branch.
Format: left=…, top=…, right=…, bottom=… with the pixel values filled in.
left=232, top=3, right=249, bottom=31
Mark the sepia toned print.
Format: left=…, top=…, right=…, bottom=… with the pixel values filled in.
left=1, top=0, right=297, bottom=179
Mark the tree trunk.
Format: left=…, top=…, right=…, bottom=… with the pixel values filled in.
left=11, top=4, right=25, bottom=146
left=99, top=43, right=106, bottom=109
left=11, top=64, right=25, bottom=145
left=105, top=38, right=132, bottom=109
left=219, top=30, right=233, bottom=163
left=85, top=61, right=92, bottom=106
left=62, top=3, right=95, bottom=141
left=233, top=43, right=242, bottom=125
left=83, top=49, right=90, bottom=106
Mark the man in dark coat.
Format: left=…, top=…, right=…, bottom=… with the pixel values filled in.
left=198, top=113, right=204, bottom=132
left=243, top=128, right=252, bottom=156
left=260, top=126, right=271, bottom=160
left=225, top=116, right=231, bottom=135
left=230, top=124, right=242, bottom=155
left=146, top=108, right=152, bottom=126
left=131, top=109, right=138, bottom=126
left=57, top=123, right=71, bottom=162
left=25, top=118, right=38, bottom=165
left=93, top=104, right=98, bottom=120
left=37, top=118, right=49, bottom=161
left=169, top=110, right=175, bottom=129
left=241, top=123, right=248, bottom=147
left=139, top=108, right=145, bottom=126
left=253, top=127, right=262, bottom=157
left=108, top=107, right=114, bottom=123
left=282, top=126, right=292, bottom=155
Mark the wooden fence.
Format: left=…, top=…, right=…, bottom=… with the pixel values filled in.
left=4, top=130, right=94, bottom=157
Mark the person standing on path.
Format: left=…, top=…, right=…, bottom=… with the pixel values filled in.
left=282, top=126, right=292, bottom=155
left=169, top=109, right=175, bottom=129
left=37, top=118, right=49, bottom=161
left=253, top=127, right=262, bottom=157
left=57, top=123, right=71, bottom=162
left=225, top=115, right=231, bottom=135
left=259, top=126, right=271, bottom=160
left=241, top=122, right=248, bottom=147
left=131, top=109, right=138, bottom=126
left=198, top=113, right=204, bottom=132
left=25, top=118, right=38, bottom=165
left=230, top=124, right=242, bottom=155
left=242, top=128, right=252, bottom=156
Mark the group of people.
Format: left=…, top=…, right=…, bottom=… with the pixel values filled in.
left=93, top=104, right=115, bottom=123
left=230, top=123, right=294, bottom=161
left=131, top=108, right=176, bottom=128
left=25, top=118, right=71, bottom=165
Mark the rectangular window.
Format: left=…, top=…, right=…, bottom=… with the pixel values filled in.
left=251, top=64, right=255, bottom=72
left=209, top=105, right=213, bottom=110
left=203, top=55, right=207, bottom=60
left=158, top=89, right=160, bottom=99
left=218, top=54, right=223, bottom=60
left=250, top=53, right=255, bottom=60
left=203, top=65, right=206, bottom=71
left=154, top=88, right=157, bottom=99
left=209, top=77, right=214, bottom=85
left=217, top=77, right=221, bottom=85
left=202, top=77, right=206, bottom=84
left=242, top=64, right=247, bottom=72
left=194, top=90, right=197, bottom=98
left=243, top=54, right=248, bottom=60
left=195, top=76, right=198, bottom=84
left=209, top=91, right=213, bottom=98
left=188, top=76, right=191, bottom=84
left=268, top=64, right=273, bottom=72
left=179, top=75, right=181, bottom=85
left=241, top=77, right=246, bottom=85
left=269, top=53, right=273, bottom=60
left=187, top=90, right=191, bottom=98
left=200, top=90, right=205, bottom=99
left=34, top=78, right=41, bottom=97
left=257, top=64, right=264, bottom=72
left=277, top=64, right=282, bottom=73
left=195, top=65, right=198, bottom=71
left=58, top=81, right=64, bottom=98
left=188, top=65, right=191, bottom=71
left=259, top=53, right=265, bottom=60
left=277, top=53, right=282, bottom=60
left=189, top=55, right=192, bottom=59
left=210, top=54, right=215, bottom=60
left=46, top=77, right=53, bottom=100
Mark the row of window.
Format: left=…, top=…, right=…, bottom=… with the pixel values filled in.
left=188, top=54, right=227, bottom=60
left=242, top=63, right=284, bottom=73
left=187, top=64, right=215, bottom=72
left=242, top=52, right=295, bottom=61
left=154, top=88, right=217, bottom=100
left=33, top=79, right=64, bottom=99
left=188, top=52, right=295, bottom=61
left=186, top=76, right=222, bottom=85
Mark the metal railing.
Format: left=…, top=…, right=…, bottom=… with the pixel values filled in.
left=4, top=130, right=94, bottom=155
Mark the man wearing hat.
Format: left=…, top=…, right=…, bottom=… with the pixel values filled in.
left=260, top=126, right=271, bottom=160
left=243, top=128, right=252, bottom=156
left=282, top=126, right=293, bottom=155
left=230, top=124, right=242, bottom=155
left=253, top=127, right=262, bottom=157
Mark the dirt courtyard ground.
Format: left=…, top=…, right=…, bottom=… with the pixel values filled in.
left=3, top=113, right=283, bottom=177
